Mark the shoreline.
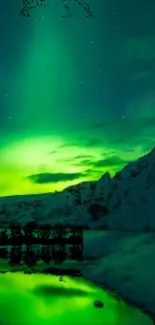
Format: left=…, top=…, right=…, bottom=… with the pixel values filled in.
left=81, top=274, right=155, bottom=325
left=0, top=257, right=154, bottom=324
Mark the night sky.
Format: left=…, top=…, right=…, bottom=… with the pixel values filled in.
left=0, top=0, right=155, bottom=197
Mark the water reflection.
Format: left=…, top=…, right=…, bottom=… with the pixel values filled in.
left=0, top=272, right=153, bottom=325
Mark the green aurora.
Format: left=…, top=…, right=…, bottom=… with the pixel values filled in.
left=0, top=0, right=155, bottom=197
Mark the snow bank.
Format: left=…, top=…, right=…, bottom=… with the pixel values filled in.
left=81, top=231, right=155, bottom=317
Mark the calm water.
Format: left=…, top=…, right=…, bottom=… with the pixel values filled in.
left=0, top=272, right=153, bottom=325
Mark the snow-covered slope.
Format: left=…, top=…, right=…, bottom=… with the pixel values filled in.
left=0, top=146, right=155, bottom=230
left=0, top=148, right=155, bottom=320
left=81, top=231, right=155, bottom=318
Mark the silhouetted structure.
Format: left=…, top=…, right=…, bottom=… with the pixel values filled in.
left=51, top=245, right=67, bottom=264
left=0, top=223, right=83, bottom=267
left=23, top=245, right=37, bottom=267
left=19, top=0, right=93, bottom=19
left=41, top=246, right=52, bottom=264
left=9, top=246, right=22, bottom=266
left=69, top=226, right=83, bottom=245
left=0, top=230, right=8, bottom=245
left=20, top=0, right=46, bottom=17
left=10, top=223, right=23, bottom=245
left=62, top=0, right=93, bottom=18
left=69, top=244, right=83, bottom=262
left=0, top=247, right=8, bottom=259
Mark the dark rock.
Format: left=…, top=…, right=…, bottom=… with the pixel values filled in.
left=93, top=300, right=104, bottom=308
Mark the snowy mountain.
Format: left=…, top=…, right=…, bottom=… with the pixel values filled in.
left=1, top=147, right=155, bottom=320
left=0, top=146, right=155, bottom=231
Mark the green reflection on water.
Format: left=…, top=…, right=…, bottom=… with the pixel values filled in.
left=0, top=272, right=153, bottom=325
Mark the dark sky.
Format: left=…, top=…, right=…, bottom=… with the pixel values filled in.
left=0, top=0, right=155, bottom=197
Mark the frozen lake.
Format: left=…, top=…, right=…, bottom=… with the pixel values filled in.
left=0, top=272, right=153, bottom=325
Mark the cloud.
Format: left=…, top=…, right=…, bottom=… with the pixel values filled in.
left=27, top=171, right=87, bottom=184
left=48, top=150, right=60, bottom=155
left=91, top=156, right=129, bottom=168
left=64, top=136, right=103, bottom=148
left=72, top=159, right=93, bottom=168
left=86, top=122, right=110, bottom=130
left=84, top=116, right=155, bottom=146
left=73, top=154, right=95, bottom=160
left=78, top=159, right=92, bottom=165
left=58, top=141, right=81, bottom=148
left=71, top=155, right=129, bottom=170
left=86, top=138, right=103, bottom=146
left=64, top=154, right=95, bottom=163
left=89, top=116, right=155, bottom=132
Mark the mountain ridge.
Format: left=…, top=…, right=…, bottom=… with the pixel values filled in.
left=0, top=146, right=155, bottom=230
